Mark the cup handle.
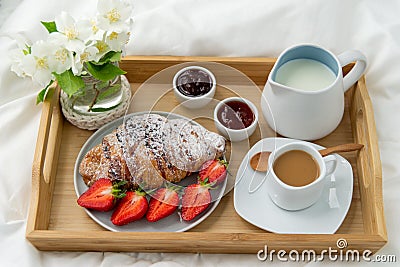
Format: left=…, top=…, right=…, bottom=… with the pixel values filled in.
left=323, top=154, right=337, bottom=177
left=337, top=50, right=367, bottom=92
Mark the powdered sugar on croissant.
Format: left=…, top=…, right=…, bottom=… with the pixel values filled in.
left=79, top=114, right=226, bottom=190
left=164, top=119, right=225, bottom=172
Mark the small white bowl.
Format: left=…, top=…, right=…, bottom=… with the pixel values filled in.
left=173, top=66, right=216, bottom=109
left=214, top=97, right=259, bottom=142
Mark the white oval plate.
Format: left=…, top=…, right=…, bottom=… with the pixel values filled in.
left=234, top=137, right=353, bottom=234
left=74, top=111, right=227, bottom=232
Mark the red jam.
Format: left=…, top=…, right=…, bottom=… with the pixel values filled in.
left=217, top=100, right=255, bottom=130
left=176, top=68, right=213, bottom=97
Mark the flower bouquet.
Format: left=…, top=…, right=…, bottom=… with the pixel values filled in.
left=11, top=0, right=133, bottom=128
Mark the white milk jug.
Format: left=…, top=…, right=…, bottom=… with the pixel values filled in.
left=261, top=43, right=367, bottom=140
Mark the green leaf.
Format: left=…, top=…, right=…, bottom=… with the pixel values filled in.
left=23, top=45, right=31, bottom=55
left=108, top=52, right=122, bottom=62
left=86, top=62, right=126, bottom=82
left=36, top=80, right=54, bottom=104
left=93, top=51, right=122, bottom=65
left=97, top=84, right=121, bottom=101
left=36, top=89, right=46, bottom=104
left=90, top=103, right=121, bottom=112
left=41, top=21, right=58, bottom=33
left=53, top=70, right=85, bottom=97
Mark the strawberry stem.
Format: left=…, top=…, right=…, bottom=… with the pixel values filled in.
left=111, top=180, right=128, bottom=198
left=218, top=158, right=229, bottom=168
left=114, top=180, right=127, bottom=187
left=198, top=178, right=216, bottom=189
left=135, top=188, right=147, bottom=197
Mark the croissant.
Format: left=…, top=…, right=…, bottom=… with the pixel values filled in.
left=79, top=114, right=225, bottom=189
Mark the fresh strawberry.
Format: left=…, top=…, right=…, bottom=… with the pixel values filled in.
left=199, top=159, right=228, bottom=184
left=146, top=187, right=179, bottom=222
left=181, top=182, right=212, bottom=221
left=77, top=178, right=126, bottom=211
left=111, top=191, right=148, bottom=226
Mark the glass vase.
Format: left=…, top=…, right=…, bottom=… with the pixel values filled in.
left=69, top=74, right=124, bottom=115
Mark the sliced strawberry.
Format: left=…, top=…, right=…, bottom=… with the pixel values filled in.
left=146, top=187, right=179, bottom=222
left=77, top=178, right=126, bottom=211
left=199, top=159, right=228, bottom=185
left=181, top=182, right=212, bottom=221
left=111, top=191, right=148, bottom=226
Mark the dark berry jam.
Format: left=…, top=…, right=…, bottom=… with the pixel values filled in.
left=217, top=100, right=255, bottom=130
left=176, top=68, right=213, bottom=97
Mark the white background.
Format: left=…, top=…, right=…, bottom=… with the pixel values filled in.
left=0, top=0, right=399, bottom=266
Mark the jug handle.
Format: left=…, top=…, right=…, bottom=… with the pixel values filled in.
left=337, top=50, right=367, bottom=92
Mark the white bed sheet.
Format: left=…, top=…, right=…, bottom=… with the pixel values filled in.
left=1, top=0, right=399, bottom=266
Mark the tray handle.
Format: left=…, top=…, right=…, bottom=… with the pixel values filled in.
left=28, top=85, right=63, bottom=232
left=32, top=86, right=62, bottom=183
left=351, top=77, right=386, bottom=239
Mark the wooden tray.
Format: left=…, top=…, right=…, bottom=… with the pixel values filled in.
left=26, top=56, right=387, bottom=253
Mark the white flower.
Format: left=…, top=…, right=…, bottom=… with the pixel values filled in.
left=10, top=48, right=28, bottom=78
left=10, top=2, right=133, bottom=93
left=47, top=34, right=73, bottom=74
left=97, top=0, right=132, bottom=33
left=21, top=40, right=55, bottom=86
left=92, top=40, right=112, bottom=62
left=54, top=12, right=92, bottom=53
left=10, top=35, right=32, bottom=77
left=87, top=18, right=106, bottom=42
left=105, top=30, right=130, bottom=51
left=71, top=46, right=99, bottom=75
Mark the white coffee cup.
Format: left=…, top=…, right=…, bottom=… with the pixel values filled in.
left=266, top=142, right=338, bottom=211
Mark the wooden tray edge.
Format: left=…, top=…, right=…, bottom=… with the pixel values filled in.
left=26, top=230, right=387, bottom=254
left=26, top=86, right=63, bottom=235
left=120, top=56, right=355, bottom=86
left=351, top=77, right=387, bottom=242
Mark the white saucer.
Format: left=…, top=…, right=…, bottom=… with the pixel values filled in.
left=234, top=137, right=353, bottom=234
